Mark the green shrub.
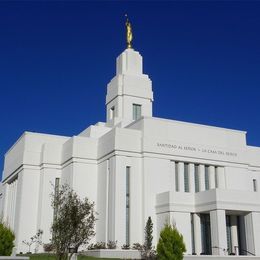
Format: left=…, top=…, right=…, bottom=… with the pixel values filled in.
left=121, top=244, right=130, bottom=250
left=43, top=243, right=54, bottom=252
left=87, top=242, right=107, bottom=250
left=0, top=221, right=15, bottom=256
left=107, top=240, right=117, bottom=249
left=132, top=242, right=143, bottom=251
left=157, top=224, right=186, bottom=260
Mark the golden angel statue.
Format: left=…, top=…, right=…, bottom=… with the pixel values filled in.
left=125, top=15, right=133, bottom=49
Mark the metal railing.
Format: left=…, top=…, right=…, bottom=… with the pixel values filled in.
left=212, top=246, right=228, bottom=255
left=196, top=246, right=255, bottom=256
left=234, top=246, right=255, bottom=256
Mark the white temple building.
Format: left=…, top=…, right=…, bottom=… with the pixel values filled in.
left=1, top=45, right=260, bottom=257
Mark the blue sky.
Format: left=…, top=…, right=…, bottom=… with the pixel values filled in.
left=1, top=1, right=260, bottom=180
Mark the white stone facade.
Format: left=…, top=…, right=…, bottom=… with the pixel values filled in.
left=1, top=48, right=260, bottom=256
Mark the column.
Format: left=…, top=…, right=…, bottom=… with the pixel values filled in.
left=209, top=166, right=215, bottom=190
left=210, top=210, right=227, bottom=255
left=3, top=184, right=9, bottom=222
left=199, top=165, right=205, bottom=191
left=194, top=213, right=202, bottom=255
left=189, top=164, right=195, bottom=193
left=178, top=162, right=184, bottom=192
left=12, top=180, right=17, bottom=229
left=245, top=212, right=260, bottom=256
left=10, top=182, right=14, bottom=229
left=12, top=181, right=16, bottom=229
left=230, top=216, right=239, bottom=255
left=217, top=167, right=226, bottom=189
left=8, top=182, right=13, bottom=226
left=105, top=160, right=109, bottom=243
left=172, top=161, right=176, bottom=192
left=107, top=157, right=116, bottom=241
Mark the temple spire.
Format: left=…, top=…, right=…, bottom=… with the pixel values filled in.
left=125, top=14, right=133, bottom=49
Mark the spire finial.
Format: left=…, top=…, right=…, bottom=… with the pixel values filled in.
left=125, top=14, right=133, bottom=49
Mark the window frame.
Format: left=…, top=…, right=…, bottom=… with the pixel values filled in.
left=132, top=104, right=142, bottom=121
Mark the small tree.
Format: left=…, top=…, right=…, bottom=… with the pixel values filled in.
left=144, top=216, right=153, bottom=251
left=22, top=229, right=43, bottom=253
left=0, top=221, right=15, bottom=256
left=22, top=237, right=34, bottom=253
left=51, top=184, right=96, bottom=260
left=34, top=229, right=43, bottom=253
left=157, top=223, right=186, bottom=260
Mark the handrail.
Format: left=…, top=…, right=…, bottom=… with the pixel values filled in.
left=202, top=246, right=255, bottom=256
left=212, top=246, right=227, bottom=251
left=237, top=247, right=255, bottom=256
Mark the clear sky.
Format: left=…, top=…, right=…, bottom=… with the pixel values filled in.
left=1, top=1, right=260, bottom=180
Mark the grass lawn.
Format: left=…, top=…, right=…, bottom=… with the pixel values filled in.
left=78, top=257, right=119, bottom=260
left=18, top=254, right=119, bottom=260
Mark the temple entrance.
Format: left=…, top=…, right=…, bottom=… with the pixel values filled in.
left=226, top=214, right=248, bottom=255
left=201, top=214, right=212, bottom=255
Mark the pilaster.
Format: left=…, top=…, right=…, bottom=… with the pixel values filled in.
left=209, top=166, right=215, bottom=189
left=217, top=167, right=226, bottom=189
left=172, top=161, right=176, bottom=192
left=178, top=162, right=184, bottom=192
left=210, top=209, right=227, bottom=255
left=199, top=165, right=205, bottom=191
left=189, top=163, right=195, bottom=193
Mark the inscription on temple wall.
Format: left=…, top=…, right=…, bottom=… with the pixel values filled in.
left=156, top=142, right=238, bottom=157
